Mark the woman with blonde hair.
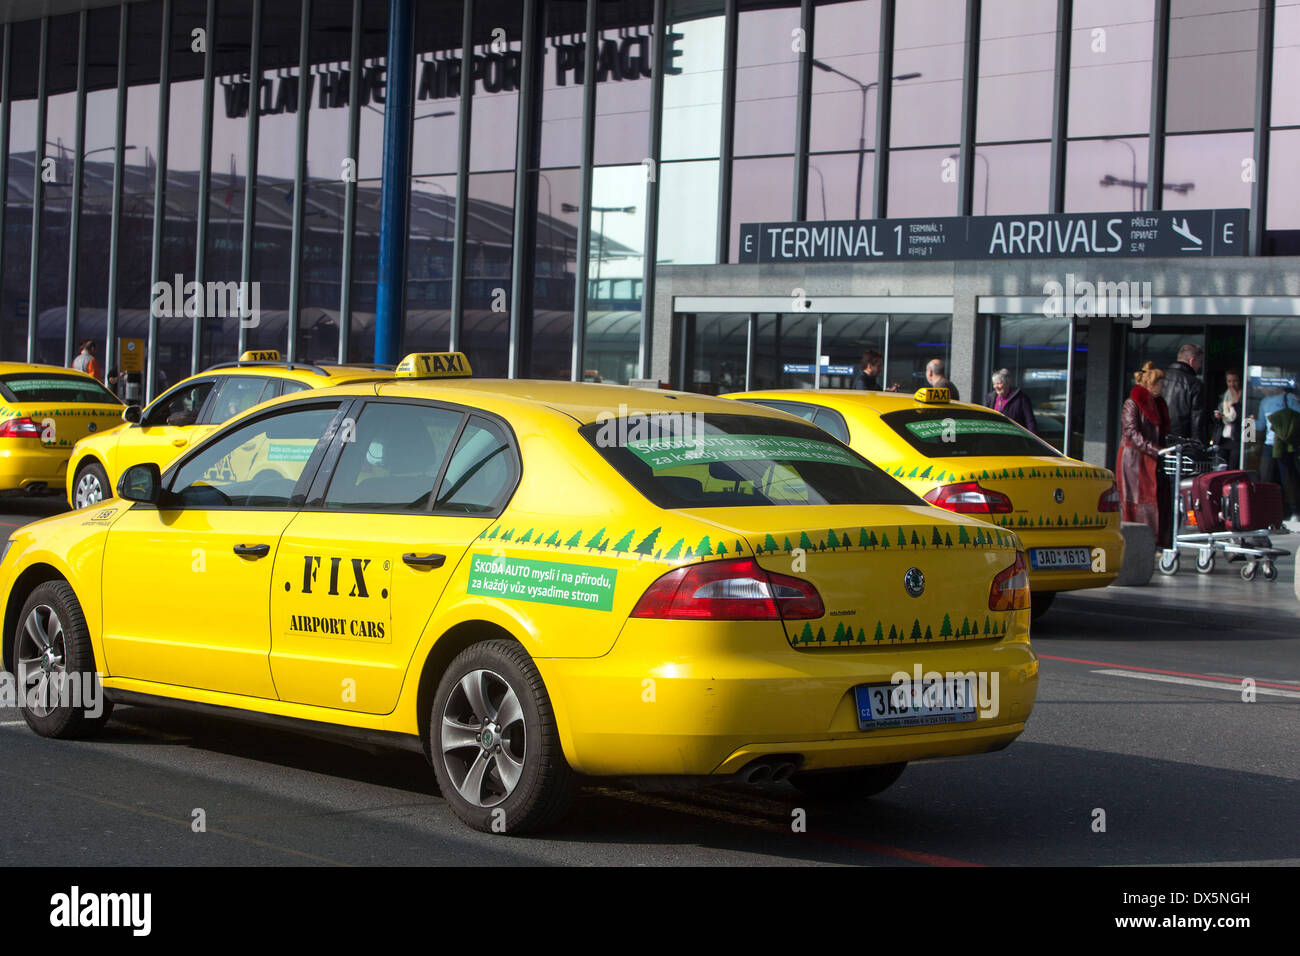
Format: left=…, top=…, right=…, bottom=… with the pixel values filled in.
left=1116, top=361, right=1171, bottom=547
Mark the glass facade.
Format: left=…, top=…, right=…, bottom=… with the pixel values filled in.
left=0, top=0, right=1295, bottom=398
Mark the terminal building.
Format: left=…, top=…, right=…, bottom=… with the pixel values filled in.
left=0, top=0, right=1298, bottom=472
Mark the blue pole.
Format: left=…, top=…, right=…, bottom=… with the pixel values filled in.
left=375, top=0, right=414, bottom=365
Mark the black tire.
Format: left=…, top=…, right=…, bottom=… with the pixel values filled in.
left=12, top=580, right=113, bottom=739
left=1158, top=550, right=1180, bottom=575
left=428, top=639, right=574, bottom=834
left=1195, top=551, right=1215, bottom=574
left=70, top=460, right=111, bottom=510
left=790, top=762, right=907, bottom=801
left=1241, top=561, right=1258, bottom=581
left=1029, top=591, right=1056, bottom=621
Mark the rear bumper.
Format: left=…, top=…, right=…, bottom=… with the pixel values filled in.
left=1020, top=526, right=1124, bottom=593
left=537, top=617, right=1038, bottom=777
left=0, top=443, right=70, bottom=491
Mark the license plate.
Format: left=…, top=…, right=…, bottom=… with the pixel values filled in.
left=1028, top=546, right=1090, bottom=570
left=853, top=678, right=978, bottom=731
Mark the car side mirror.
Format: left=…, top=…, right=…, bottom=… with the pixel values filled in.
left=117, top=463, right=162, bottom=504
left=122, top=405, right=142, bottom=424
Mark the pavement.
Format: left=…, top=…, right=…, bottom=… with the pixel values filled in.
left=1057, top=540, right=1300, bottom=635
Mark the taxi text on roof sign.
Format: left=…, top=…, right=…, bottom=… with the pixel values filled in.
left=395, top=352, right=473, bottom=378
left=240, top=349, right=281, bottom=362
left=914, top=387, right=951, bottom=404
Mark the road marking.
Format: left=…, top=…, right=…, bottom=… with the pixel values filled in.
left=0, top=720, right=27, bottom=727
left=1039, top=654, right=1298, bottom=691
left=1091, top=669, right=1300, bottom=699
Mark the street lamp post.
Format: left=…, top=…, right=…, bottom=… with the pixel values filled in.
left=811, top=62, right=921, bottom=219
left=564, top=201, right=636, bottom=301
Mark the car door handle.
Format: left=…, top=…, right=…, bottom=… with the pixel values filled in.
left=233, top=543, right=271, bottom=558
left=402, top=552, right=446, bottom=568
left=172, top=438, right=188, bottom=447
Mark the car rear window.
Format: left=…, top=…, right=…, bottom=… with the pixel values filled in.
left=581, top=412, right=918, bottom=509
left=0, top=374, right=122, bottom=405
left=881, top=408, right=1061, bottom=458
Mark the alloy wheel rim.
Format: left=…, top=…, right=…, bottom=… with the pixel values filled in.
left=75, top=472, right=103, bottom=509
left=440, top=668, right=526, bottom=808
left=17, top=605, right=67, bottom=718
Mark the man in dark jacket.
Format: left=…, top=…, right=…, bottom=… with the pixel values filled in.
left=985, top=369, right=1038, bottom=434
left=1164, top=343, right=1207, bottom=442
left=852, top=349, right=884, bottom=390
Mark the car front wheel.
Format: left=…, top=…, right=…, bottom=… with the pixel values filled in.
left=429, top=639, right=574, bottom=834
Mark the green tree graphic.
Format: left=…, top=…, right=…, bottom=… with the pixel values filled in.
left=763, top=533, right=778, bottom=554
left=888, top=624, right=897, bottom=642
left=518, top=529, right=533, bottom=543
left=944, top=532, right=953, bottom=548
left=585, top=527, right=606, bottom=550
left=931, top=526, right=942, bottom=546
left=735, top=539, right=743, bottom=555
left=918, top=465, right=932, bottom=480
left=857, top=627, right=866, bottom=644
left=984, top=615, right=992, bottom=635
left=881, top=534, right=890, bottom=549
left=716, top=540, right=729, bottom=557
left=799, top=622, right=814, bottom=645
left=487, top=526, right=500, bottom=540
left=634, top=527, right=661, bottom=558
left=912, top=529, right=922, bottom=548
left=827, top=528, right=840, bottom=549
left=694, top=535, right=712, bottom=557
left=565, top=530, right=583, bottom=548
left=908, top=466, right=919, bottom=478
left=500, top=529, right=514, bottom=542
left=909, top=619, right=922, bottom=642
left=611, top=530, right=635, bottom=554
left=961, top=617, right=971, bottom=636
left=815, top=626, right=826, bottom=645
left=924, top=625, right=933, bottom=642
left=940, top=613, right=953, bottom=637
left=873, top=622, right=884, bottom=644
left=896, top=527, right=906, bottom=547
left=783, top=536, right=794, bottom=552
left=833, top=622, right=847, bottom=644
left=958, top=526, right=970, bottom=547
left=859, top=527, right=871, bottom=549
left=799, top=531, right=813, bottom=551
left=663, top=538, right=684, bottom=561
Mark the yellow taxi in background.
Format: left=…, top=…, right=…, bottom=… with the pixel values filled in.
left=726, top=387, right=1123, bottom=619
left=0, top=363, right=124, bottom=495
left=4, top=354, right=1037, bottom=834
left=65, top=350, right=392, bottom=509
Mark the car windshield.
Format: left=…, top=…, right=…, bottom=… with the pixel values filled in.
left=880, top=408, right=1061, bottom=459
left=581, top=412, right=918, bottom=508
left=0, top=374, right=121, bottom=405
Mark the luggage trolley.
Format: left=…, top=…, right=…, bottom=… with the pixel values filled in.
left=1157, top=440, right=1289, bottom=580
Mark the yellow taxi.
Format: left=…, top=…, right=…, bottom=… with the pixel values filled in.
left=64, top=350, right=392, bottom=510
left=0, top=363, right=124, bottom=495
left=726, top=387, right=1124, bottom=619
left=3, top=354, right=1037, bottom=834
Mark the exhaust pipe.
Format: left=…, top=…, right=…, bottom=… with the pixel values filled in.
left=742, top=761, right=774, bottom=784
left=771, top=761, right=796, bottom=782
left=739, top=756, right=802, bottom=784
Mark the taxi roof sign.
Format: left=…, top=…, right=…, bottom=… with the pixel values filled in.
left=395, top=352, right=473, bottom=379
left=914, top=387, right=951, bottom=404
left=240, top=349, right=282, bottom=362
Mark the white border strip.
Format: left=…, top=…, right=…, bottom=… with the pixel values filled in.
left=672, top=295, right=955, bottom=314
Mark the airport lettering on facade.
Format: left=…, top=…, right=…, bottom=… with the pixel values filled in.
left=222, top=32, right=679, bottom=120
left=738, top=210, right=1249, bottom=263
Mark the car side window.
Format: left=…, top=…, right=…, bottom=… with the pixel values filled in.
left=435, top=417, right=518, bottom=515
left=204, top=376, right=274, bottom=424
left=279, top=380, right=309, bottom=397
left=168, top=404, right=340, bottom=509
left=143, top=380, right=216, bottom=427
left=812, top=408, right=851, bottom=443
left=321, top=402, right=462, bottom=511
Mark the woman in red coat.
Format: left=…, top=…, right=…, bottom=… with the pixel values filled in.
left=1116, top=361, right=1171, bottom=547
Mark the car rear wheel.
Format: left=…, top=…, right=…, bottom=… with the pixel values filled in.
left=13, top=581, right=113, bottom=738
left=789, top=762, right=907, bottom=801
left=1029, top=591, right=1056, bottom=621
left=429, top=639, right=574, bottom=834
left=71, top=461, right=110, bottom=510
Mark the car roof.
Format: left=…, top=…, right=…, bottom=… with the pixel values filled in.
left=0, top=362, right=103, bottom=380
left=246, top=378, right=807, bottom=426
left=169, top=362, right=393, bottom=390
left=726, top=388, right=990, bottom=415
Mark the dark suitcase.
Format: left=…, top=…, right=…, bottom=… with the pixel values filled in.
left=1185, top=470, right=1250, bottom=532
left=1224, top=480, right=1284, bottom=532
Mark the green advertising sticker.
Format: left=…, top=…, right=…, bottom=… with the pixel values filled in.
left=905, top=418, right=1027, bottom=441
left=467, top=554, right=618, bottom=611
left=267, top=441, right=316, bottom=462
left=625, top=434, right=866, bottom=471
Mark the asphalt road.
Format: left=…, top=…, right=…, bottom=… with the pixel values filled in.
left=1, top=497, right=1297, bottom=867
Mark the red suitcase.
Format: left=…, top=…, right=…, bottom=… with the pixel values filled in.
left=1185, top=470, right=1250, bottom=532
left=1223, top=480, right=1284, bottom=532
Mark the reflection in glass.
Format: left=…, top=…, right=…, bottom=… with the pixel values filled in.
left=661, top=4, right=724, bottom=162
left=887, top=148, right=958, bottom=217
left=1273, top=1, right=1300, bottom=127
left=1166, top=0, right=1257, bottom=133
left=1064, top=136, right=1150, bottom=212
left=1267, top=129, right=1300, bottom=231
left=820, top=314, right=886, bottom=390
left=593, top=2, right=654, bottom=166
left=1068, top=0, right=1153, bottom=138
left=729, top=155, right=793, bottom=263
left=682, top=313, right=748, bottom=394
left=734, top=2, right=799, bottom=157
left=1162, top=132, right=1250, bottom=211
left=965, top=142, right=1050, bottom=215
left=885, top=315, right=953, bottom=395
left=810, top=0, right=880, bottom=154
left=977, top=0, right=1056, bottom=143
left=992, top=315, right=1079, bottom=452
left=37, top=15, right=81, bottom=366
left=752, top=312, right=818, bottom=390
left=808, top=151, right=875, bottom=221
left=657, top=159, right=719, bottom=265
left=584, top=165, right=645, bottom=384
left=889, top=0, right=963, bottom=148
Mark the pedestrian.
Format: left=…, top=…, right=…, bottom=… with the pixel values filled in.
left=106, top=367, right=121, bottom=397
left=925, top=358, right=959, bottom=402
left=1163, top=343, right=1207, bottom=443
left=1256, top=383, right=1300, bottom=528
left=1212, top=370, right=1242, bottom=467
left=1116, top=361, right=1171, bottom=548
left=984, top=368, right=1038, bottom=434
left=853, top=349, right=884, bottom=391
left=72, top=340, right=101, bottom=381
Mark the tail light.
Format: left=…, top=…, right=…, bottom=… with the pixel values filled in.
left=630, top=557, right=824, bottom=621
left=989, top=553, right=1031, bottom=611
left=0, top=417, right=41, bottom=439
left=924, top=481, right=1013, bottom=515
left=1098, top=483, right=1120, bottom=512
